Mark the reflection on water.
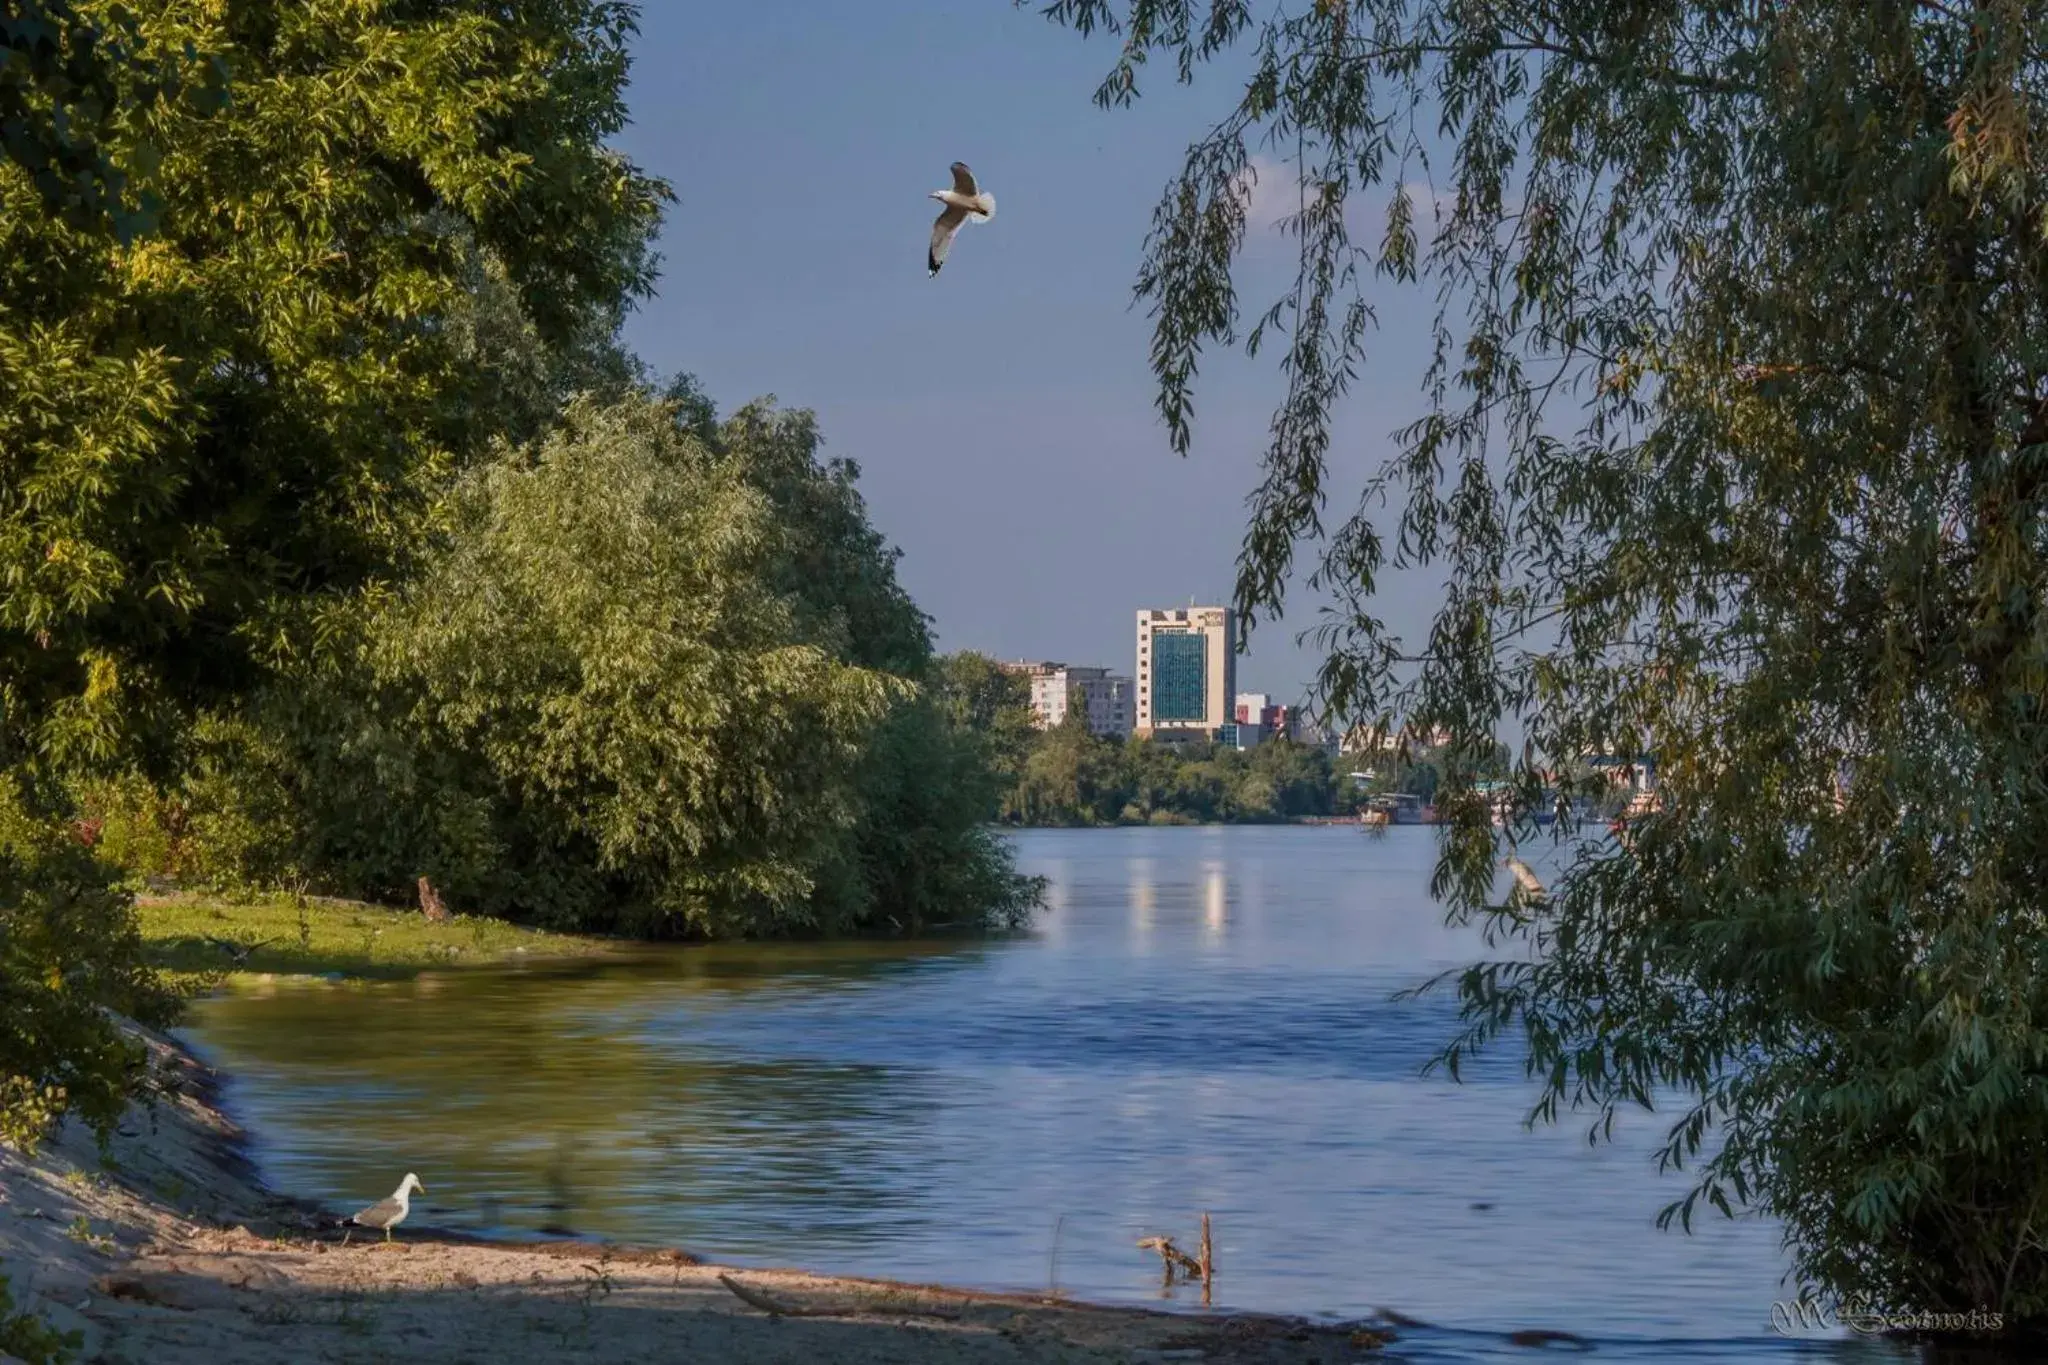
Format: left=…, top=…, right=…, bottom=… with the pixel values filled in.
left=1202, top=861, right=1226, bottom=945
left=181, top=827, right=1899, bottom=1360
left=1129, top=856, right=1156, bottom=947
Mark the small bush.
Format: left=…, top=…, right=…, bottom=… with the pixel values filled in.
left=1, top=782, right=179, bottom=1151
left=0, top=1268, right=79, bottom=1365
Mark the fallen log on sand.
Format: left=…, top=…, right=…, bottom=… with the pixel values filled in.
left=716, top=1273, right=963, bottom=1321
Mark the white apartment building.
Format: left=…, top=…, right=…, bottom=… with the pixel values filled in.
left=1022, top=664, right=1134, bottom=737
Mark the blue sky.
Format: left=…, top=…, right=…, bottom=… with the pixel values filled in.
left=615, top=1, right=1447, bottom=707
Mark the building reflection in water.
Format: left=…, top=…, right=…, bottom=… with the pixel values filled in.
left=1201, top=861, right=1227, bottom=946
left=1128, top=857, right=1157, bottom=948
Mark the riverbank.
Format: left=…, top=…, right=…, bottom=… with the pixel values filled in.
left=0, top=1024, right=1400, bottom=1364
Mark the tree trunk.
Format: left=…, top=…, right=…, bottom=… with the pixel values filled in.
left=417, top=876, right=450, bottom=922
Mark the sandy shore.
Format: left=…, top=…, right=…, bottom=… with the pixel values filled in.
left=1, top=1026, right=1403, bottom=1364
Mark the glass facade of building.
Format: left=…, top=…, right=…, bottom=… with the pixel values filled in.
left=1151, top=631, right=1207, bottom=722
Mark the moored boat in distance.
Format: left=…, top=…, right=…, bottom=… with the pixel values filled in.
left=1363, top=793, right=1427, bottom=826
left=1483, top=784, right=1561, bottom=829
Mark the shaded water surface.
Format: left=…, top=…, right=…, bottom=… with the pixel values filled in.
left=182, top=826, right=1906, bottom=1361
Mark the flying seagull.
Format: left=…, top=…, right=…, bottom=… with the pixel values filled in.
left=928, top=161, right=995, bottom=278
left=344, top=1172, right=424, bottom=1245
left=203, top=934, right=277, bottom=965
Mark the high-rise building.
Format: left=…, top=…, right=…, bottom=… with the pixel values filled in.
left=1028, top=665, right=1133, bottom=737
left=1134, top=606, right=1235, bottom=736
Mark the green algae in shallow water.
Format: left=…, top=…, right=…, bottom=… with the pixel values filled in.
left=137, top=893, right=616, bottom=987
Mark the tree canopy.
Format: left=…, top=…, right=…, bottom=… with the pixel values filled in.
left=351, top=393, right=1034, bottom=937
left=69, top=390, right=1040, bottom=939
left=0, top=0, right=226, bottom=237
left=1, top=0, right=667, bottom=791
left=1040, top=0, right=2048, bottom=1327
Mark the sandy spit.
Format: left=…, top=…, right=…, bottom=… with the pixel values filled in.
left=1, top=1026, right=1398, bottom=1364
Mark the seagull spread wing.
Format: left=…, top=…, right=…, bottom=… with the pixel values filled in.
left=950, top=162, right=978, bottom=197
left=929, top=203, right=969, bottom=277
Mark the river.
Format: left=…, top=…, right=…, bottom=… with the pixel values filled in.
left=180, top=825, right=1905, bottom=1360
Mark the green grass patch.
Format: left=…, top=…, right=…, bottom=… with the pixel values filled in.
left=135, top=891, right=616, bottom=989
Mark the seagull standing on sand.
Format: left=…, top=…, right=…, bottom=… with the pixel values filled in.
left=928, top=161, right=995, bottom=277
left=345, top=1172, right=425, bottom=1245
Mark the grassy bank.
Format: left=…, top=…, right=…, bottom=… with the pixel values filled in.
left=136, top=891, right=617, bottom=988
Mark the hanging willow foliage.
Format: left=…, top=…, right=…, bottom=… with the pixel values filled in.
left=1036, top=0, right=2048, bottom=1327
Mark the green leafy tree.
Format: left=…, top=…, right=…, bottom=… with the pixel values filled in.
left=838, top=687, right=1043, bottom=933
left=2, top=0, right=663, bottom=1145
left=256, top=392, right=1036, bottom=938
left=1010, top=721, right=1128, bottom=825
left=1397, top=761, right=1440, bottom=807
left=363, top=395, right=905, bottom=935
left=2, top=0, right=666, bottom=787
left=1240, top=738, right=1336, bottom=817
left=1002, top=729, right=1340, bottom=825
left=1038, top=0, right=2048, bottom=1327
left=700, top=399, right=1039, bottom=932
left=934, top=651, right=1040, bottom=800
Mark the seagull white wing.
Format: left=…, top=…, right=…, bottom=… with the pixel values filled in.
left=950, top=161, right=978, bottom=197
left=929, top=203, right=969, bottom=277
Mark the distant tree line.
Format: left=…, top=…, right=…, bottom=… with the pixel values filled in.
left=934, top=653, right=1476, bottom=826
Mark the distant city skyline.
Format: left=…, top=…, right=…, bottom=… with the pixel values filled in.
left=615, top=3, right=1449, bottom=707
left=972, top=600, right=1300, bottom=708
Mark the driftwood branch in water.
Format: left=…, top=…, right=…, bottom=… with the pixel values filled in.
left=1137, top=1235, right=1205, bottom=1285
left=1140, top=1212, right=1218, bottom=1300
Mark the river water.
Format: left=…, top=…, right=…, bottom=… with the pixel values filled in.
left=180, top=826, right=1908, bottom=1361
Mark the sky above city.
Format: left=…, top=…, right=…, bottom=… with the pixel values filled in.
left=615, top=0, right=1450, bottom=706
